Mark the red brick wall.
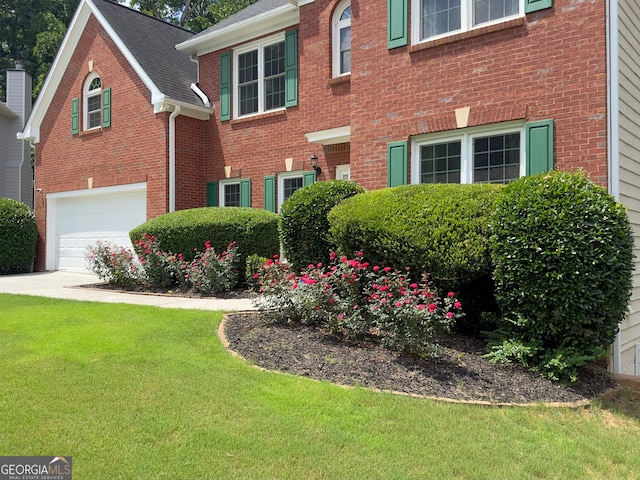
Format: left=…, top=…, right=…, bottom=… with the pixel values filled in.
left=197, top=0, right=607, bottom=206
left=34, top=15, right=171, bottom=270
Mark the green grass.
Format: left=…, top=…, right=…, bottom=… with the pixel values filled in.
left=1, top=293, right=640, bottom=479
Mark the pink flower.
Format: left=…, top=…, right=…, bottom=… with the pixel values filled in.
left=395, top=301, right=403, bottom=307
left=317, top=263, right=323, bottom=268
left=253, top=273, right=260, bottom=279
left=356, top=251, right=364, bottom=257
left=383, top=267, right=392, bottom=273
left=428, top=303, right=437, bottom=312
left=454, top=301, right=462, bottom=309
left=448, top=292, right=455, bottom=298
left=410, top=283, right=418, bottom=290
left=338, top=313, right=344, bottom=320
left=446, top=312, right=454, bottom=319
left=329, top=252, right=336, bottom=261
left=373, top=266, right=380, bottom=272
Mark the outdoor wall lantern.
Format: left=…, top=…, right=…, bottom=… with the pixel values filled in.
left=310, top=154, right=321, bottom=175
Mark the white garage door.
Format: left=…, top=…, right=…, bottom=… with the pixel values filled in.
left=49, top=185, right=147, bottom=272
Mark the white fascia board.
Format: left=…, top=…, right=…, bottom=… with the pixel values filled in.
left=153, top=95, right=213, bottom=121
left=176, top=4, right=299, bottom=57
left=305, top=125, right=351, bottom=145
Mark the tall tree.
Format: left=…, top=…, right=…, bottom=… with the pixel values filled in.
left=0, top=0, right=78, bottom=100
left=130, top=0, right=258, bottom=31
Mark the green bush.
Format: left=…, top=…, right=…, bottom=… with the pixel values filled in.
left=279, top=180, right=364, bottom=270
left=488, top=170, right=634, bottom=382
left=327, top=184, right=502, bottom=329
left=245, top=253, right=268, bottom=291
left=130, top=207, right=279, bottom=282
left=0, top=198, right=37, bottom=275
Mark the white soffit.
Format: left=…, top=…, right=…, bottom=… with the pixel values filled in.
left=305, top=126, right=351, bottom=145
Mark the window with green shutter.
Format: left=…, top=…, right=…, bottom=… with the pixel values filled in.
left=71, top=97, right=79, bottom=135
left=285, top=30, right=298, bottom=108
left=220, top=53, right=231, bottom=122
left=240, top=179, right=252, bottom=207
left=101, top=87, right=111, bottom=128
left=388, top=0, right=408, bottom=49
left=303, top=171, right=316, bottom=186
left=207, top=182, right=218, bottom=207
left=388, top=141, right=408, bottom=187
left=264, top=176, right=276, bottom=212
left=525, top=0, right=552, bottom=14
left=525, top=119, right=554, bottom=175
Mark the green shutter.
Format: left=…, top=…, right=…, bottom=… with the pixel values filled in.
left=303, top=171, right=316, bottom=186
left=220, top=53, right=231, bottom=121
left=101, top=87, right=111, bottom=128
left=526, top=119, right=554, bottom=176
left=387, top=141, right=408, bottom=187
left=388, top=0, right=408, bottom=49
left=240, top=179, right=252, bottom=207
left=264, top=176, right=276, bottom=212
left=207, top=182, right=218, bottom=207
left=71, top=97, right=79, bottom=135
left=285, top=30, right=298, bottom=108
left=525, top=0, right=552, bottom=13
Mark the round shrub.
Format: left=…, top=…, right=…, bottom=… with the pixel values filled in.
left=489, top=170, right=634, bottom=382
left=0, top=198, right=37, bottom=275
left=279, top=180, right=364, bottom=270
left=129, top=207, right=279, bottom=281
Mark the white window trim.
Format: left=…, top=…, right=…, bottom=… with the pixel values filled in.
left=335, top=164, right=351, bottom=180
left=219, top=179, right=241, bottom=207
left=411, top=0, right=525, bottom=45
left=83, top=72, right=101, bottom=131
left=233, top=32, right=286, bottom=119
left=277, top=171, right=304, bottom=210
left=410, top=121, right=525, bottom=185
left=332, top=0, right=351, bottom=78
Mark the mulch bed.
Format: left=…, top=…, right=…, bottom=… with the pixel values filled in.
left=223, top=311, right=619, bottom=405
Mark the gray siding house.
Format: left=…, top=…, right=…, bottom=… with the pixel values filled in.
left=1, top=65, right=33, bottom=208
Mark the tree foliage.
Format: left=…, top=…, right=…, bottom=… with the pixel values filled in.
left=129, top=0, right=258, bottom=31
left=0, top=0, right=258, bottom=101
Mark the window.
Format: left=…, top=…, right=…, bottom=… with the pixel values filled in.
left=84, top=74, right=102, bottom=130
left=333, top=1, right=351, bottom=77
left=335, top=164, right=351, bottom=180
left=411, top=123, right=525, bottom=185
left=235, top=35, right=286, bottom=118
left=220, top=181, right=241, bottom=207
left=412, top=0, right=522, bottom=42
left=278, top=172, right=304, bottom=209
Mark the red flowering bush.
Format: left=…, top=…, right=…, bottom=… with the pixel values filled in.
left=86, top=234, right=239, bottom=295
left=254, top=252, right=463, bottom=356
left=85, top=240, right=142, bottom=289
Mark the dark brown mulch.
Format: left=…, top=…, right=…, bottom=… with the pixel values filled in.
left=223, top=312, right=618, bottom=405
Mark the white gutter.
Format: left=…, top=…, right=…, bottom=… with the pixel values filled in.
left=607, top=0, right=622, bottom=374
left=169, top=106, right=181, bottom=212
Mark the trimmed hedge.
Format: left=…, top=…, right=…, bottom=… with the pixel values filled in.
left=328, top=183, right=502, bottom=286
left=0, top=198, right=37, bottom=275
left=279, top=180, right=365, bottom=270
left=129, top=207, right=279, bottom=281
left=489, top=170, right=634, bottom=382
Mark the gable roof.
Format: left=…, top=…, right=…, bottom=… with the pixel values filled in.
left=19, top=0, right=211, bottom=143
left=177, top=0, right=311, bottom=56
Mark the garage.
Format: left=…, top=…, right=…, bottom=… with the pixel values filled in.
left=46, top=183, right=147, bottom=272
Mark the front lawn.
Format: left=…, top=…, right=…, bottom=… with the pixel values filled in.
left=1, top=294, right=639, bottom=479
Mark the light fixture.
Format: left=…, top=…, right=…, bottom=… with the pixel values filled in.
left=310, top=154, right=321, bottom=175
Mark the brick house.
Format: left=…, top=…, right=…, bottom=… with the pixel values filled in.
left=19, top=0, right=640, bottom=375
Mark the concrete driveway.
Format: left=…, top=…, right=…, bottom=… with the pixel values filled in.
left=0, top=271, right=256, bottom=311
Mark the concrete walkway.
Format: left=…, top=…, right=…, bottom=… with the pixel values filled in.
left=0, top=271, right=257, bottom=311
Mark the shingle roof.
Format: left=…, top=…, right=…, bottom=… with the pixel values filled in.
left=191, top=0, right=289, bottom=38
left=92, top=0, right=198, bottom=106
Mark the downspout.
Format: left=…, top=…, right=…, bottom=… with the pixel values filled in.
left=606, top=0, right=623, bottom=374
left=169, top=106, right=181, bottom=213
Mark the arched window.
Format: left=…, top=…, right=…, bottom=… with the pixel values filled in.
left=84, top=74, right=102, bottom=130
left=332, top=1, right=351, bottom=77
